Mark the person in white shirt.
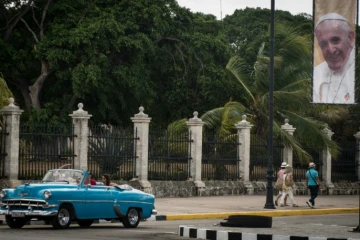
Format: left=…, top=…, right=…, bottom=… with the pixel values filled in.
left=313, top=13, right=355, bottom=104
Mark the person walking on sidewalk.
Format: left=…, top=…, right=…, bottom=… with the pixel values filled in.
left=279, top=165, right=298, bottom=207
left=275, top=162, right=287, bottom=206
left=305, top=162, right=320, bottom=208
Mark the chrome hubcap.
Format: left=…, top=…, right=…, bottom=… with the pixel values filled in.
left=128, top=208, right=138, bottom=225
left=58, top=208, right=70, bottom=226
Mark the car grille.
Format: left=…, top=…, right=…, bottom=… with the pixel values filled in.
left=1, top=199, right=47, bottom=210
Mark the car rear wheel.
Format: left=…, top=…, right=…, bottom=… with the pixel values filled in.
left=77, top=219, right=94, bottom=227
left=122, top=208, right=140, bottom=228
left=51, top=206, right=72, bottom=229
left=5, top=215, right=27, bottom=228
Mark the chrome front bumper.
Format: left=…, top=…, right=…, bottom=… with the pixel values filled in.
left=0, top=209, right=58, bottom=217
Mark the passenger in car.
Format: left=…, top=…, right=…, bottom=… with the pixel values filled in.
left=101, top=174, right=117, bottom=186
left=84, top=172, right=97, bottom=185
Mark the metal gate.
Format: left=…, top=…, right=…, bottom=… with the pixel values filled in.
left=19, top=123, right=75, bottom=180
left=292, top=142, right=323, bottom=181
left=250, top=135, right=284, bottom=181
left=148, top=129, right=192, bottom=180
left=0, top=123, right=8, bottom=178
left=331, top=140, right=358, bottom=182
left=88, top=125, right=138, bottom=180
left=202, top=131, right=240, bottom=180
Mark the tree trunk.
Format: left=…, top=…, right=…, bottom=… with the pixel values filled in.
left=17, top=77, right=32, bottom=111
left=28, top=60, right=52, bottom=111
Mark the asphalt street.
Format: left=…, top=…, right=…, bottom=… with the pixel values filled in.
left=0, top=195, right=359, bottom=239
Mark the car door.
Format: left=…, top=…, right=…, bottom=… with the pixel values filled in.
left=84, top=185, right=117, bottom=219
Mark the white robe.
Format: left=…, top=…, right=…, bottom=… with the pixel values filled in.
left=313, top=49, right=355, bottom=104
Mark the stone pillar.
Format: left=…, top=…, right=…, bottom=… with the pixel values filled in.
left=69, top=103, right=91, bottom=171
left=353, top=128, right=360, bottom=181
left=321, top=126, right=334, bottom=194
left=130, top=107, right=152, bottom=193
left=235, top=115, right=253, bottom=194
left=186, top=112, right=205, bottom=194
left=0, top=98, right=23, bottom=187
left=281, top=119, right=296, bottom=167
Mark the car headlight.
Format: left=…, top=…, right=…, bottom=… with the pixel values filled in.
left=43, top=190, right=51, bottom=199
left=0, top=190, right=6, bottom=198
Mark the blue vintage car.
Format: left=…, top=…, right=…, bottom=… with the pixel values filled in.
left=0, top=169, right=157, bottom=229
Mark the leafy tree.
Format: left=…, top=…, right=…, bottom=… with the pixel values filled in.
left=223, top=7, right=312, bottom=63
left=225, top=22, right=340, bottom=162
left=0, top=74, right=14, bottom=126
left=169, top=22, right=341, bottom=163
left=0, top=0, right=236, bottom=127
left=0, top=74, right=13, bottom=110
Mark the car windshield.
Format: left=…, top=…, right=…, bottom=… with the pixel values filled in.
left=42, top=169, right=84, bottom=185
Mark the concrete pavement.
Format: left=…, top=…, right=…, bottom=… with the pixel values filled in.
left=151, top=195, right=359, bottom=240
left=154, top=195, right=359, bottom=219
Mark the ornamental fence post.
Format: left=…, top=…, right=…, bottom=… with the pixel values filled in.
left=0, top=98, right=23, bottom=188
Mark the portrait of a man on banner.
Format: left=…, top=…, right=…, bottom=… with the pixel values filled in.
left=312, top=0, right=357, bottom=104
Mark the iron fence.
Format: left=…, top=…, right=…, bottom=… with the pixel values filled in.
left=292, top=142, right=323, bottom=181
left=148, top=129, right=192, bottom=180
left=250, top=135, right=283, bottom=181
left=202, top=131, right=240, bottom=180
left=88, top=125, right=138, bottom=180
left=0, top=123, right=8, bottom=178
left=331, top=140, right=358, bottom=182
left=19, top=123, right=75, bottom=180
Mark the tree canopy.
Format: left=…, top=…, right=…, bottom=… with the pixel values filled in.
left=0, top=1, right=358, bottom=142
left=0, top=0, right=237, bottom=126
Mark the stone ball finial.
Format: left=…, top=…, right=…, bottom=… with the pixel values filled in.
left=284, top=118, right=289, bottom=124
left=193, top=111, right=199, bottom=118
left=78, top=103, right=84, bottom=110
left=139, top=106, right=144, bottom=113
left=8, top=98, right=15, bottom=105
left=242, top=115, right=246, bottom=121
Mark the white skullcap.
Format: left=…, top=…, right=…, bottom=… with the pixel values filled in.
left=315, top=12, right=348, bottom=29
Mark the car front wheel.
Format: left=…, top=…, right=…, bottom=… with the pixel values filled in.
left=5, top=215, right=27, bottom=228
left=122, top=208, right=140, bottom=228
left=51, top=206, right=72, bottom=229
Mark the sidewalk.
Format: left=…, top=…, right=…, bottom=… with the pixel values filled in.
left=154, top=195, right=359, bottom=217
left=151, top=195, right=359, bottom=240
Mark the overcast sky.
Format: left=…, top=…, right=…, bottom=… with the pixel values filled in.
left=176, top=0, right=314, bottom=19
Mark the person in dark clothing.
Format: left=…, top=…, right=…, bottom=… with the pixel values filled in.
left=305, top=162, right=320, bottom=208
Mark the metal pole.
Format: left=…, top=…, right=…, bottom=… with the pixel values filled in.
left=264, top=0, right=276, bottom=209
left=220, top=0, right=223, bottom=21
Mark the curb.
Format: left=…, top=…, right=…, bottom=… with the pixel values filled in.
left=178, top=226, right=359, bottom=240
left=156, top=207, right=359, bottom=221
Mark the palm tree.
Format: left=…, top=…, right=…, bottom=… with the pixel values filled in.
left=169, top=23, right=341, bottom=163
left=225, top=23, right=340, bottom=162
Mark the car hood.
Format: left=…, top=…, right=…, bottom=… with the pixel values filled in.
left=10, top=183, right=78, bottom=199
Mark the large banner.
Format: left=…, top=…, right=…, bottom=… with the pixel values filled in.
left=312, top=0, right=358, bottom=104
